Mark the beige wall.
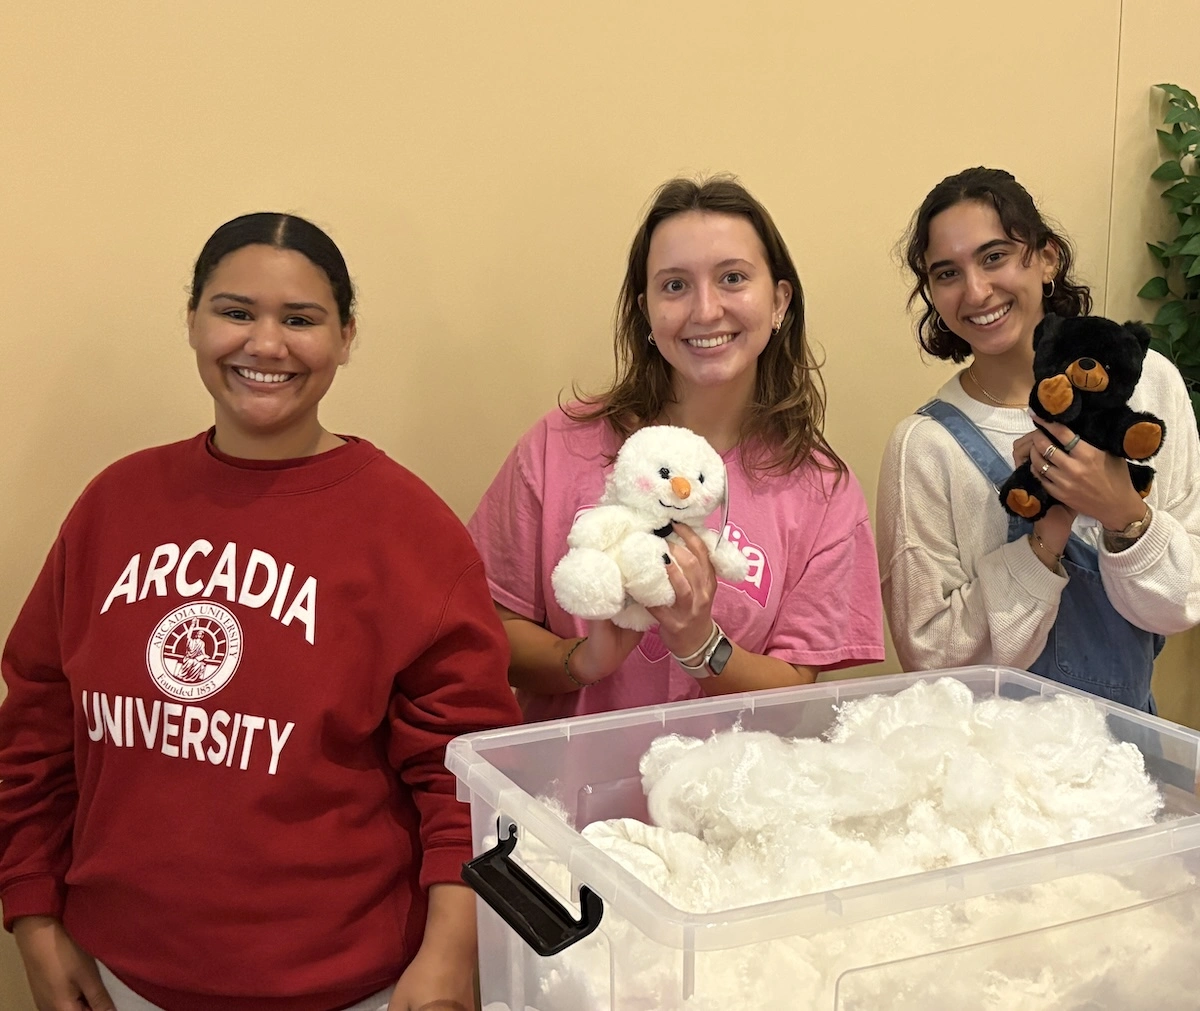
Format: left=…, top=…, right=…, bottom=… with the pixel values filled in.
left=0, top=1, right=1195, bottom=1006
left=1104, top=0, right=1200, bottom=728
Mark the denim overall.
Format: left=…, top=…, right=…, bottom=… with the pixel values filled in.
left=917, top=400, right=1162, bottom=712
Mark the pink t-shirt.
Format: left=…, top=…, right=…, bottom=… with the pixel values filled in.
left=468, top=409, right=884, bottom=722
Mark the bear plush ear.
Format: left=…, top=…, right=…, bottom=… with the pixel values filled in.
left=1032, top=312, right=1063, bottom=350
left=1123, top=320, right=1153, bottom=353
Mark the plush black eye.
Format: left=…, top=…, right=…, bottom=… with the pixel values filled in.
left=697, top=474, right=705, bottom=484
left=659, top=467, right=670, bottom=479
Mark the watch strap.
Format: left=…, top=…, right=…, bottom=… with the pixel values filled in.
left=1103, top=505, right=1152, bottom=553
left=672, top=622, right=731, bottom=679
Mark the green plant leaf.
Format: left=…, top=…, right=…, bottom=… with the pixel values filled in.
left=1182, top=234, right=1200, bottom=256
left=1165, top=105, right=1200, bottom=128
left=1175, top=364, right=1200, bottom=390
left=1188, top=257, right=1200, bottom=278
left=1153, top=159, right=1186, bottom=181
left=1139, top=276, right=1170, bottom=299
left=1164, top=180, right=1200, bottom=204
left=1172, top=334, right=1200, bottom=369
left=1148, top=242, right=1169, bottom=265
left=1155, top=300, right=1189, bottom=325
left=1158, top=83, right=1199, bottom=105
left=1174, top=345, right=1200, bottom=370
left=1180, top=216, right=1200, bottom=237
left=1158, top=129, right=1183, bottom=155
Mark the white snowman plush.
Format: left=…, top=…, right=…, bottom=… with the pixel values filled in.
left=551, top=425, right=750, bottom=631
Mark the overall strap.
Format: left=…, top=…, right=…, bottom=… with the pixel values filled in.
left=917, top=399, right=1029, bottom=542
left=916, top=399, right=1013, bottom=489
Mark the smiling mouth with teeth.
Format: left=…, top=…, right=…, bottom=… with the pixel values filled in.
left=685, top=333, right=737, bottom=348
left=966, top=304, right=1011, bottom=326
left=233, top=366, right=295, bottom=384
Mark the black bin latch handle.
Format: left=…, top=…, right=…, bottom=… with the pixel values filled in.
left=462, top=821, right=604, bottom=957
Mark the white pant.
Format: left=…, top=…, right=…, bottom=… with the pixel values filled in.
left=97, top=962, right=395, bottom=1011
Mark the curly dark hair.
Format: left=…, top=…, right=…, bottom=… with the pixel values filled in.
left=567, top=175, right=844, bottom=479
left=902, top=167, right=1091, bottom=362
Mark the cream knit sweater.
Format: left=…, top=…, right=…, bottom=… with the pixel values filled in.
left=877, top=351, right=1200, bottom=673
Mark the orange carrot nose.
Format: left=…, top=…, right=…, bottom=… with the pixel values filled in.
left=670, top=476, right=692, bottom=499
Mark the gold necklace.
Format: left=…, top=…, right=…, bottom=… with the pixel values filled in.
left=967, top=366, right=1028, bottom=408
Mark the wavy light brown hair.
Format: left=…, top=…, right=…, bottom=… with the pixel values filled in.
left=903, top=167, right=1092, bottom=362
left=568, top=176, right=845, bottom=480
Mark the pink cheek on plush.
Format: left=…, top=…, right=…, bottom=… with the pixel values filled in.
left=637, top=476, right=654, bottom=492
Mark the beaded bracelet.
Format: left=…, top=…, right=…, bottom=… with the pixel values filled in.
left=563, top=636, right=590, bottom=688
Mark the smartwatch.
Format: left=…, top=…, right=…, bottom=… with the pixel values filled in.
left=705, top=630, right=733, bottom=676
left=676, top=623, right=733, bottom=678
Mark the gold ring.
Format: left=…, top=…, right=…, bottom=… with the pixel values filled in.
left=1063, top=434, right=1081, bottom=453
left=1043, top=445, right=1057, bottom=462
left=1040, top=461, right=1051, bottom=476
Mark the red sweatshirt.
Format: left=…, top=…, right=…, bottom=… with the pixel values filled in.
left=0, top=432, right=521, bottom=1011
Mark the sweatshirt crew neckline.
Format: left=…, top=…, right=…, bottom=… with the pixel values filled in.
left=195, top=429, right=381, bottom=495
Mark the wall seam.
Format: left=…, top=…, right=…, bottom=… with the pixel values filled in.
left=1103, top=0, right=1126, bottom=316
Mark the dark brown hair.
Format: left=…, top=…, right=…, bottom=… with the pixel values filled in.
left=568, top=175, right=844, bottom=479
left=902, top=167, right=1091, bottom=362
left=189, top=213, right=355, bottom=324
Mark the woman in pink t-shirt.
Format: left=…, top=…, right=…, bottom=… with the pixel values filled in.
left=470, top=176, right=885, bottom=722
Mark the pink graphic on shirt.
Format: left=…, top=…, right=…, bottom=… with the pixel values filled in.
left=723, top=521, right=771, bottom=607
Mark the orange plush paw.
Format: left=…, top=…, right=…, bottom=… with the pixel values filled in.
left=1123, top=422, right=1163, bottom=459
left=1036, top=374, right=1074, bottom=416
left=1006, top=489, right=1042, bottom=518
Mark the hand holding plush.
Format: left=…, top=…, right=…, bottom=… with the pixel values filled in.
left=551, top=425, right=749, bottom=631
left=999, top=314, right=1166, bottom=522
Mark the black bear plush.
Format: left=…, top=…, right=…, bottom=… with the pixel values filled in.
left=999, top=314, right=1166, bottom=521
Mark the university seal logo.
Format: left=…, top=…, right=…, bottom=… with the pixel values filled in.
left=146, top=602, right=243, bottom=700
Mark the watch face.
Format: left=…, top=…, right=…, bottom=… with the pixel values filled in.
left=708, top=636, right=733, bottom=675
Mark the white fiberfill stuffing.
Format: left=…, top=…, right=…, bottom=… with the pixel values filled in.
left=505, top=678, right=1198, bottom=1010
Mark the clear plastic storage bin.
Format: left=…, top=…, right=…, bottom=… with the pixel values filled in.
left=446, top=667, right=1200, bottom=1010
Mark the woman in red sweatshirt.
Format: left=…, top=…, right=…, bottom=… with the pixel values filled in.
left=0, top=213, right=520, bottom=1011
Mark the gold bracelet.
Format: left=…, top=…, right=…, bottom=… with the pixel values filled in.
left=563, top=636, right=589, bottom=688
left=1029, top=530, right=1063, bottom=564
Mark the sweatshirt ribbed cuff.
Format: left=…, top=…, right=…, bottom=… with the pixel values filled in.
left=420, top=842, right=474, bottom=891
left=2, top=874, right=65, bottom=932
left=1099, top=507, right=1171, bottom=576
left=1003, top=535, right=1067, bottom=599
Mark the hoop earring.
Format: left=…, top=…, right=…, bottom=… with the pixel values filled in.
left=934, top=314, right=951, bottom=333
left=771, top=320, right=781, bottom=336
left=1043, top=279, right=1056, bottom=299
left=648, top=333, right=657, bottom=346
